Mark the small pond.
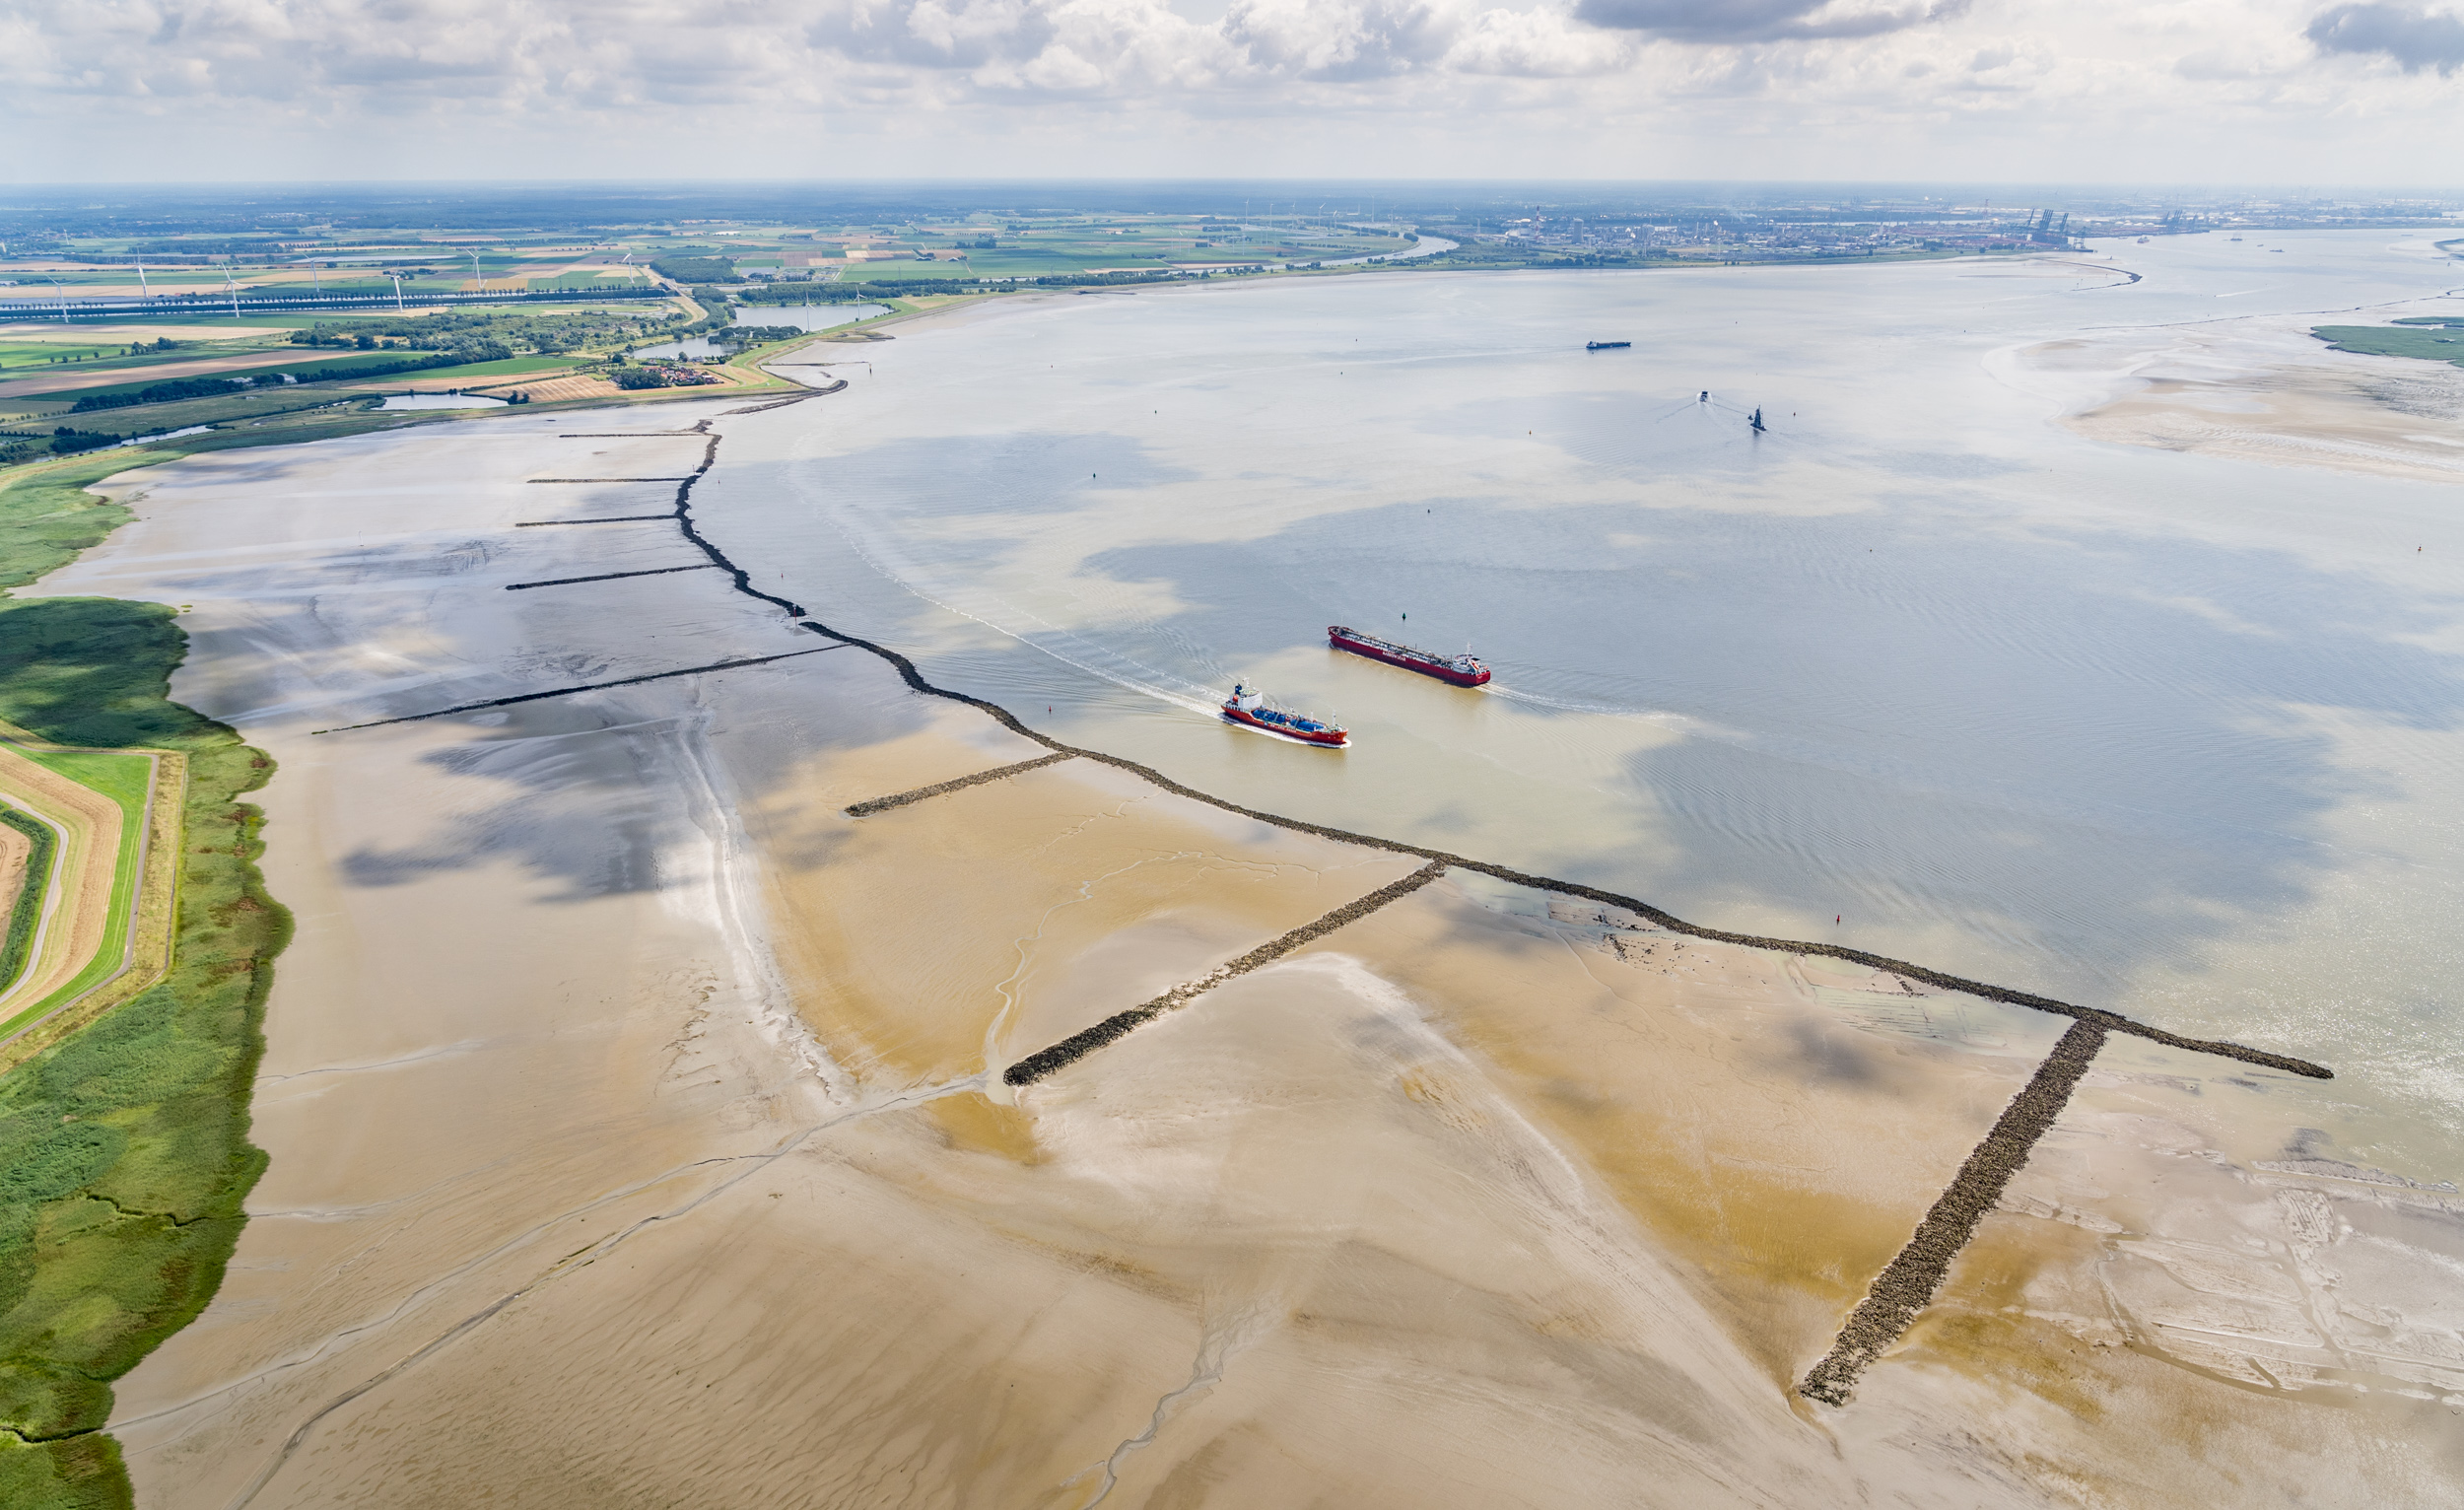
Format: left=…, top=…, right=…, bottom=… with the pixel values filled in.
left=379, top=393, right=507, bottom=410
left=634, top=303, right=886, bottom=360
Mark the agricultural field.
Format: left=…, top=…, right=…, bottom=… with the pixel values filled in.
left=0, top=303, right=685, bottom=446
left=0, top=740, right=170, bottom=1045
left=0, top=343, right=136, bottom=372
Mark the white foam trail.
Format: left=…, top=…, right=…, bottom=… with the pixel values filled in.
left=791, top=490, right=1229, bottom=718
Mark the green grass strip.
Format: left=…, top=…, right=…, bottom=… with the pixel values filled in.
left=0, top=455, right=289, bottom=1510
left=0, top=806, right=55, bottom=998
left=2310, top=323, right=2464, bottom=369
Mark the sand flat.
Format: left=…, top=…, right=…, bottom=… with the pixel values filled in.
left=1272, top=876, right=2073, bottom=1387
left=1832, top=1026, right=2464, bottom=1502
left=754, top=752, right=1426, bottom=1083
left=30, top=384, right=2458, bottom=1509
left=2021, top=319, right=2464, bottom=484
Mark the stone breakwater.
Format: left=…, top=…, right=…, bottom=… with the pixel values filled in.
left=341, top=397, right=2329, bottom=1410
left=720, top=410, right=2323, bottom=1083
left=1001, top=860, right=1450, bottom=1086
left=1798, top=1018, right=2110, bottom=1406
left=814, top=620, right=2329, bottom=1082
left=843, top=753, right=1076, bottom=817
left=312, top=647, right=848, bottom=734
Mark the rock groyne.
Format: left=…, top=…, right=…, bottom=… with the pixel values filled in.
left=1798, top=1018, right=2109, bottom=1406
left=844, top=753, right=1076, bottom=817
left=1002, top=860, right=1450, bottom=1086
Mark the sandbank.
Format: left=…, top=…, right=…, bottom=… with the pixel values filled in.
left=2019, top=315, right=2464, bottom=484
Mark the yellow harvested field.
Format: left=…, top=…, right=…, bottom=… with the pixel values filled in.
left=0, top=745, right=124, bottom=1019
left=0, top=820, right=30, bottom=932
left=476, top=374, right=621, bottom=402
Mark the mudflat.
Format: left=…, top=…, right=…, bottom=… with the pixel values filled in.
left=33, top=378, right=2459, bottom=1509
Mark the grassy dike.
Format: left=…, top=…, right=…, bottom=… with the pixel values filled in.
left=0, top=451, right=292, bottom=1509
left=0, top=807, right=56, bottom=995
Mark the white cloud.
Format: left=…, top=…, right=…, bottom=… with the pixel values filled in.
left=0, top=0, right=2459, bottom=181
left=1446, top=7, right=1636, bottom=75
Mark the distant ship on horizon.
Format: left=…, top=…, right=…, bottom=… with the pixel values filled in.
left=1586, top=340, right=1631, bottom=350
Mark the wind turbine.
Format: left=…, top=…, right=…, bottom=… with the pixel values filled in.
left=390, top=274, right=405, bottom=311
left=137, top=262, right=151, bottom=299
left=223, top=259, right=240, bottom=319
left=44, top=276, right=68, bottom=324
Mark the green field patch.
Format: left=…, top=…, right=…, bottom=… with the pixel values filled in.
left=0, top=747, right=156, bottom=1042
left=2313, top=323, right=2464, bottom=368
left=953, top=247, right=1166, bottom=277
left=0, top=452, right=146, bottom=593
left=47, top=349, right=446, bottom=407
left=836, top=262, right=995, bottom=282
left=0, top=346, right=134, bottom=373
left=531, top=271, right=646, bottom=290
left=396, top=356, right=574, bottom=380
left=0, top=580, right=285, bottom=1510
left=12, top=390, right=366, bottom=435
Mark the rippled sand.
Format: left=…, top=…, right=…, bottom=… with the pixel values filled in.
left=30, top=381, right=2460, bottom=1508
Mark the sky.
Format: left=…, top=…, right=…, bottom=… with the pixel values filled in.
left=4, top=0, right=2462, bottom=184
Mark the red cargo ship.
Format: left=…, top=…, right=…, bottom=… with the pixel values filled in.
left=1221, top=684, right=1348, bottom=747
left=1327, top=625, right=1491, bottom=687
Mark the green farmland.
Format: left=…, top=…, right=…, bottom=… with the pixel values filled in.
left=0, top=746, right=155, bottom=1042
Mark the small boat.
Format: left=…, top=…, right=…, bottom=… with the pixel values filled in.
left=1222, top=684, right=1348, bottom=746
left=1749, top=407, right=1765, bottom=433
left=1586, top=340, right=1631, bottom=350
left=1328, top=626, right=1490, bottom=687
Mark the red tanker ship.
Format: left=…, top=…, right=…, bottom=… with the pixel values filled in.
left=1327, top=625, right=1491, bottom=687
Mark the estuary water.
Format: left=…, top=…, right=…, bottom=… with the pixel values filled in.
left=702, top=234, right=2464, bottom=1176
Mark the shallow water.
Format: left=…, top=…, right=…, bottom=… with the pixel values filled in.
left=700, top=232, right=2464, bottom=1178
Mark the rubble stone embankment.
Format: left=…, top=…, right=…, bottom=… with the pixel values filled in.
left=1797, top=1017, right=2109, bottom=1406
left=1002, top=860, right=1448, bottom=1086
